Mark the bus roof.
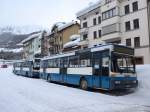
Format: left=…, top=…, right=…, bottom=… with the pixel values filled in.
left=42, top=44, right=134, bottom=60
left=42, top=52, right=75, bottom=60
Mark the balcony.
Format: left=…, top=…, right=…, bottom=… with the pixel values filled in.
left=102, top=23, right=120, bottom=35
left=101, top=23, right=121, bottom=42
left=79, top=27, right=89, bottom=34
left=101, top=32, right=121, bottom=43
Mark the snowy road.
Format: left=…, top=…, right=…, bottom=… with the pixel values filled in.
left=0, top=66, right=150, bottom=112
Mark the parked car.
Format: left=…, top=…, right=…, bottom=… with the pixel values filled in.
left=1, top=64, right=8, bottom=68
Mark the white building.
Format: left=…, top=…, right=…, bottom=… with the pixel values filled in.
left=21, top=32, right=43, bottom=60
left=77, top=0, right=150, bottom=64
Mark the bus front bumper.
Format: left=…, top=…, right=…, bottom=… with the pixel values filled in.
left=111, top=79, right=138, bottom=90
left=32, top=72, right=40, bottom=78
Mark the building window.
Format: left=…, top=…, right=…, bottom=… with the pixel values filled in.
left=102, top=8, right=116, bottom=20
left=95, top=12, right=99, bottom=15
left=133, top=1, right=138, bottom=12
left=135, top=57, right=144, bottom=65
left=126, top=38, right=131, bottom=46
left=83, top=22, right=87, bottom=28
left=93, top=18, right=97, bottom=25
left=83, top=17, right=86, bottom=20
left=125, top=21, right=131, bottom=31
left=98, top=16, right=101, bottom=24
left=83, top=34, right=88, bottom=40
left=93, top=31, right=97, bottom=39
left=98, top=30, right=101, bottom=38
left=125, top=5, right=130, bottom=14
left=133, top=19, right=139, bottom=29
left=134, top=37, right=140, bottom=47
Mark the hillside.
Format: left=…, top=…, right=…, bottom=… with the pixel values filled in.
left=0, top=32, right=28, bottom=48
left=0, top=31, right=41, bottom=49
left=0, top=26, right=43, bottom=60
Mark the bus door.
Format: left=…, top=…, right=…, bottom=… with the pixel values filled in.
left=20, top=62, right=23, bottom=75
left=60, top=67, right=67, bottom=83
left=60, top=57, right=68, bottom=83
left=92, top=52, right=102, bottom=88
left=101, top=50, right=110, bottom=89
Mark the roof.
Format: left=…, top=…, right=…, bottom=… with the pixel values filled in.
left=58, top=21, right=79, bottom=31
left=21, top=32, right=42, bottom=44
left=48, top=21, right=79, bottom=36
left=76, top=0, right=101, bottom=18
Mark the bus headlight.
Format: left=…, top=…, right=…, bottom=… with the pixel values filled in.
left=115, top=81, right=121, bottom=84
left=110, top=72, right=117, bottom=77
left=133, top=80, right=137, bottom=83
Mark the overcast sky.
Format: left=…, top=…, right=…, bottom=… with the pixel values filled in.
left=0, top=0, right=99, bottom=28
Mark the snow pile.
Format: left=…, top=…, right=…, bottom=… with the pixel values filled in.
left=136, top=65, right=150, bottom=91
left=0, top=48, right=23, bottom=53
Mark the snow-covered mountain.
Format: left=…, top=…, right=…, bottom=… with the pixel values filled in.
left=0, top=31, right=43, bottom=49
left=0, top=25, right=45, bottom=35
left=0, top=25, right=47, bottom=59
left=0, top=25, right=47, bottom=49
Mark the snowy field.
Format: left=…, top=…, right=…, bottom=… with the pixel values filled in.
left=0, top=65, right=150, bottom=112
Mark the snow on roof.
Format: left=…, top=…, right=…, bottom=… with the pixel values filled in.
left=21, top=32, right=41, bottom=44
left=17, top=43, right=23, bottom=46
left=48, top=21, right=79, bottom=36
left=64, top=35, right=80, bottom=48
left=51, top=22, right=66, bottom=30
left=58, top=21, right=79, bottom=31
left=76, top=0, right=101, bottom=18
left=70, top=34, right=80, bottom=41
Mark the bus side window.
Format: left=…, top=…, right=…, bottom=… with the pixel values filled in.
left=79, top=52, right=91, bottom=67
left=102, top=57, right=109, bottom=76
left=69, top=56, right=79, bottom=68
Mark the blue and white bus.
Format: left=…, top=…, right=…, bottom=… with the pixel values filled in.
left=40, top=44, right=138, bottom=90
left=13, top=58, right=41, bottom=78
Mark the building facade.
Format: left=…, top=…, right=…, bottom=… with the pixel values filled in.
left=22, top=32, right=43, bottom=60
left=77, top=0, right=150, bottom=64
left=47, top=21, right=80, bottom=55
left=41, top=31, right=49, bottom=57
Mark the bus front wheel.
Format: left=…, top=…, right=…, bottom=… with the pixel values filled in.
left=80, top=79, right=88, bottom=90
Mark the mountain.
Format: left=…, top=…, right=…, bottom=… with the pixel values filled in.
left=0, top=25, right=45, bottom=34
left=0, top=25, right=46, bottom=49
left=0, top=26, right=46, bottom=60
left=0, top=32, right=41, bottom=49
left=0, top=32, right=27, bottom=48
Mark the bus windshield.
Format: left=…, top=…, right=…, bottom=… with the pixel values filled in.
left=111, top=53, right=135, bottom=74
left=33, top=59, right=40, bottom=69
